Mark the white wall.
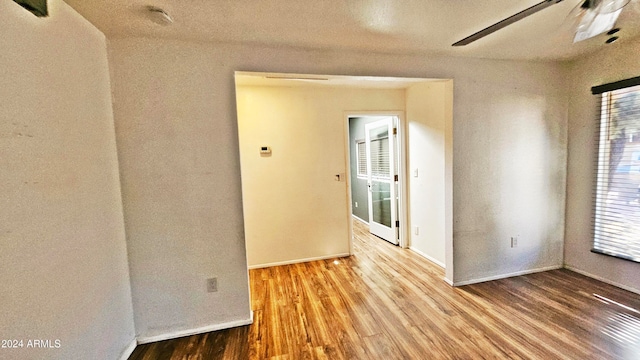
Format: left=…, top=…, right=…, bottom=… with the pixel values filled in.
left=565, top=39, right=640, bottom=294
left=236, top=85, right=405, bottom=268
left=108, top=39, right=253, bottom=341
left=406, top=81, right=453, bottom=268
left=107, top=36, right=568, bottom=334
left=453, top=60, right=567, bottom=284
left=0, top=1, right=135, bottom=359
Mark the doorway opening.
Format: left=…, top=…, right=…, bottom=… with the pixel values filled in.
left=234, top=71, right=453, bottom=284
left=347, top=114, right=406, bottom=248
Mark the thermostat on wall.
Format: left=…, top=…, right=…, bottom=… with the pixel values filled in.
left=260, top=146, right=272, bottom=155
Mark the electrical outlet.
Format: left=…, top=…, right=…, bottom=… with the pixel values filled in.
left=414, top=226, right=420, bottom=235
left=511, top=236, right=518, bottom=248
left=207, top=277, right=218, bottom=293
left=355, top=202, right=358, bottom=208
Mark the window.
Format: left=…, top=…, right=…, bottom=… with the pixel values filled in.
left=369, top=135, right=390, bottom=179
left=356, top=140, right=367, bottom=179
left=592, top=77, right=640, bottom=262
left=356, top=131, right=391, bottom=180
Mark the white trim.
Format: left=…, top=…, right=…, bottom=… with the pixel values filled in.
left=564, top=265, right=640, bottom=295
left=409, top=246, right=445, bottom=268
left=396, top=113, right=409, bottom=250
left=453, top=265, right=563, bottom=287
left=137, top=312, right=254, bottom=345
left=365, top=118, right=398, bottom=245
left=248, top=253, right=350, bottom=269
left=345, top=116, right=355, bottom=256
left=352, top=214, right=368, bottom=225
left=118, top=338, right=137, bottom=360
left=443, top=277, right=454, bottom=286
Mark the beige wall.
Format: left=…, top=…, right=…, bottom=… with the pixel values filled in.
left=5, top=0, right=634, bottom=353
left=107, top=37, right=568, bottom=335
left=565, top=39, right=640, bottom=294
left=236, top=85, right=405, bottom=267
left=406, top=82, right=453, bottom=267
left=453, top=64, right=567, bottom=283
left=108, top=39, right=253, bottom=341
left=0, top=1, right=135, bottom=359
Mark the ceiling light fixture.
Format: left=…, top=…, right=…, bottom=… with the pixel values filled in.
left=146, top=6, right=173, bottom=26
left=573, top=7, right=622, bottom=42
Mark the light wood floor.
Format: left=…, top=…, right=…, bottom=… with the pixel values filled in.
left=130, top=220, right=640, bottom=359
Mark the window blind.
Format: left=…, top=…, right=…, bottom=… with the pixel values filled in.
left=369, top=137, right=390, bottom=179
left=356, top=141, right=367, bottom=178
left=592, top=78, right=640, bottom=263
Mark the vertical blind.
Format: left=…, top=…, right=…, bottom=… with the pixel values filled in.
left=592, top=77, right=640, bottom=263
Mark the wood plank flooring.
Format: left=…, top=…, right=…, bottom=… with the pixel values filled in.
left=129, top=220, right=640, bottom=359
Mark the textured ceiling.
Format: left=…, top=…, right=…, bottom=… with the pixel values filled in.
left=64, top=0, right=640, bottom=60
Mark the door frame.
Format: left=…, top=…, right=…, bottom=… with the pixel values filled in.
left=344, top=111, right=408, bottom=253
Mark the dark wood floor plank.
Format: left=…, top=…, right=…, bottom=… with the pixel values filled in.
left=130, top=220, right=640, bottom=359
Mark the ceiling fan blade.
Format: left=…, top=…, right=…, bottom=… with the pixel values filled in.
left=452, top=0, right=564, bottom=46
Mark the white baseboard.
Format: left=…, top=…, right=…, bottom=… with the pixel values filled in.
left=249, top=253, right=351, bottom=269
left=453, top=265, right=563, bottom=287
left=409, top=246, right=445, bottom=269
left=352, top=215, right=368, bottom=225
left=563, top=265, right=640, bottom=295
left=137, top=312, right=254, bottom=345
left=119, top=338, right=137, bottom=360
left=443, top=277, right=454, bottom=286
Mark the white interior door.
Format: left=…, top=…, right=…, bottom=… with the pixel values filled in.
left=365, top=118, right=398, bottom=245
